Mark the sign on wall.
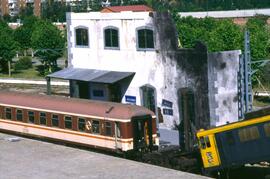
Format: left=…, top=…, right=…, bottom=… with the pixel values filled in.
left=125, top=95, right=136, bottom=104
left=162, top=99, right=173, bottom=116
left=163, top=108, right=173, bottom=116
left=162, top=99, right=173, bottom=108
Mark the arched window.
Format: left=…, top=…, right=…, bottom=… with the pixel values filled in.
left=75, top=27, right=89, bottom=47
left=137, top=27, right=154, bottom=50
left=104, top=27, right=119, bottom=49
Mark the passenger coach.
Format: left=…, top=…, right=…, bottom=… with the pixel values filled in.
left=0, top=91, right=159, bottom=152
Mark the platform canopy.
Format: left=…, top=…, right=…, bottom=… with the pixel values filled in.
left=47, top=68, right=135, bottom=84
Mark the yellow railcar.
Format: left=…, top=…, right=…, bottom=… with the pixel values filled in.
left=197, top=106, right=270, bottom=172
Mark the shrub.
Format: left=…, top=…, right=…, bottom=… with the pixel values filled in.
left=14, top=56, right=32, bottom=71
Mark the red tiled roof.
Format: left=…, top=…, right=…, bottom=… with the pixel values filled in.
left=101, top=5, right=153, bottom=12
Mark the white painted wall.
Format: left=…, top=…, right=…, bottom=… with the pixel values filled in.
left=67, top=12, right=178, bottom=129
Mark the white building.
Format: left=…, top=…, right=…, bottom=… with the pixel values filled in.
left=48, top=10, right=241, bottom=146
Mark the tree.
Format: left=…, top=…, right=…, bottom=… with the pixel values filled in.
left=0, top=21, right=18, bottom=76
left=13, top=16, right=39, bottom=55
left=31, top=20, right=65, bottom=75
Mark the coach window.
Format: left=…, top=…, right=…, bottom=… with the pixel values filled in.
left=75, top=27, right=89, bottom=47
left=28, top=111, right=35, bottom=124
left=104, top=27, right=119, bottom=49
left=78, top=118, right=86, bottom=132
left=105, top=122, right=112, bottom=136
left=92, top=120, right=100, bottom=134
left=52, top=114, right=59, bottom=127
left=65, top=116, right=72, bottom=130
left=16, top=109, right=23, bottom=121
left=205, top=136, right=211, bottom=148
left=238, top=126, right=260, bottom=142
left=264, top=123, right=270, bottom=137
left=39, top=112, right=47, bottom=125
left=199, top=137, right=206, bottom=149
left=137, top=27, right=154, bottom=50
left=5, top=108, right=12, bottom=120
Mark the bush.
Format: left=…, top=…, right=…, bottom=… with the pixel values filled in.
left=14, top=56, right=32, bottom=71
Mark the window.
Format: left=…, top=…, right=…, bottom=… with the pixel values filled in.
left=137, top=28, right=154, bottom=49
left=238, top=126, right=260, bottom=142
left=92, top=120, right=100, bottom=134
left=105, top=122, right=112, bottom=136
left=199, top=137, right=206, bottom=149
left=104, top=27, right=119, bottom=48
left=65, top=116, right=72, bottom=129
left=264, top=123, right=270, bottom=137
left=75, top=28, right=88, bottom=46
left=52, top=114, right=59, bottom=127
left=205, top=136, right=211, bottom=148
left=93, top=90, right=104, bottom=97
left=5, top=108, right=11, bottom=120
left=40, top=112, right=46, bottom=125
left=28, top=111, right=35, bottom=124
left=16, top=109, right=23, bottom=121
left=78, top=118, right=86, bottom=131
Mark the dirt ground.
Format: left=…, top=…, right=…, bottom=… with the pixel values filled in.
left=0, top=83, right=69, bottom=96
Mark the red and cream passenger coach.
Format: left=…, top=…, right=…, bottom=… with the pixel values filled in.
left=0, top=91, right=159, bottom=152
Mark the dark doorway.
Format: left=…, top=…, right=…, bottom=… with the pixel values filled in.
left=140, top=85, right=156, bottom=113
left=132, top=115, right=153, bottom=151
left=109, top=83, right=121, bottom=102
left=78, top=81, right=89, bottom=99
left=178, top=88, right=196, bottom=152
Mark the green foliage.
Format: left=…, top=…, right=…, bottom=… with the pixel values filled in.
left=246, top=17, right=270, bottom=61
left=14, top=16, right=39, bottom=53
left=41, top=1, right=70, bottom=22
left=207, top=19, right=243, bottom=52
left=176, top=17, right=243, bottom=52
left=0, top=21, right=18, bottom=74
left=31, top=19, right=65, bottom=75
left=14, top=56, right=33, bottom=71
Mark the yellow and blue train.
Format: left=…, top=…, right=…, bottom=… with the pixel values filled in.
left=197, top=106, right=270, bottom=172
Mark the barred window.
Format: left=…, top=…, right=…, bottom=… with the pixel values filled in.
left=105, top=122, right=112, bottom=136
left=28, top=111, right=35, bottom=124
left=65, top=116, right=72, bottom=129
left=238, top=126, right=260, bottom=142
left=40, top=112, right=46, bottom=125
left=104, top=27, right=119, bottom=48
left=52, top=114, right=59, bottom=127
left=137, top=28, right=154, bottom=49
left=5, top=108, right=11, bottom=120
left=78, top=118, right=86, bottom=132
left=75, top=28, right=89, bottom=46
left=16, top=109, right=23, bottom=121
left=264, top=123, right=270, bottom=137
left=92, top=120, right=100, bottom=134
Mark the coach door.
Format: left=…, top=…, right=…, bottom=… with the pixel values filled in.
left=132, top=115, right=153, bottom=151
left=114, top=122, right=122, bottom=150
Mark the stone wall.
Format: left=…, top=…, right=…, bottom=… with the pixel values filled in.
left=208, top=50, right=241, bottom=126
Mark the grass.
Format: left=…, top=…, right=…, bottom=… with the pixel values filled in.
left=0, top=67, right=44, bottom=79
left=253, top=96, right=270, bottom=107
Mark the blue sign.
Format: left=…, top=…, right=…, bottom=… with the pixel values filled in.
left=162, top=99, right=173, bottom=108
left=125, top=95, right=136, bottom=104
left=163, top=108, right=173, bottom=116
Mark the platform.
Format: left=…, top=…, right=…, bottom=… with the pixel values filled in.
left=0, top=132, right=209, bottom=179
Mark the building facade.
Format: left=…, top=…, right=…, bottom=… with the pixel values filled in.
left=48, top=11, right=241, bottom=146
left=49, top=11, right=211, bottom=132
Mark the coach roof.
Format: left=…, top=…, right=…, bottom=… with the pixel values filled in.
left=0, top=91, right=154, bottom=121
